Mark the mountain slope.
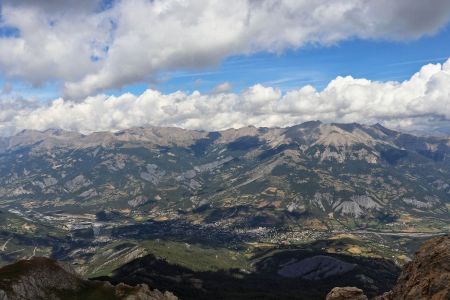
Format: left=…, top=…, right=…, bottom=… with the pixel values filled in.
left=0, top=122, right=449, bottom=271
left=1, top=122, right=449, bottom=224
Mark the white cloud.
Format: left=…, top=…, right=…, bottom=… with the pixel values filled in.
left=1, top=0, right=450, bottom=98
left=1, top=59, right=449, bottom=136
left=211, top=82, right=232, bottom=94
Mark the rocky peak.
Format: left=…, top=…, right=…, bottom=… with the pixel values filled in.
left=0, top=257, right=80, bottom=300
left=312, top=124, right=380, bottom=147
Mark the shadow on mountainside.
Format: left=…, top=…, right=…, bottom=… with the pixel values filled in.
left=93, top=240, right=400, bottom=300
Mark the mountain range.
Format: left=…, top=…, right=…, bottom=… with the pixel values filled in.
left=1, top=121, right=449, bottom=225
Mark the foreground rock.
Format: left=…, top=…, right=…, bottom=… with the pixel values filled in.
left=376, top=235, right=450, bottom=300
left=0, top=257, right=177, bottom=300
left=327, top=235, right=450, bottom=300
left=326, top=287, right=368, bottom=300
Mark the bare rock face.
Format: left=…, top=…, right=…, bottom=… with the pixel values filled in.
left=376, top=235, right=450, bottom=300
left=326, top=287, right=368, bottom=300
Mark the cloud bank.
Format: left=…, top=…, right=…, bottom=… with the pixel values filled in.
left=1, top=59, right=449, bottom=136
left=1, top=0, right=450, bottom=98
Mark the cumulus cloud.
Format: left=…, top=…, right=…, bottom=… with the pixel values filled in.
left=1, top=59, right=449, bottom=136
left=0, top=0, right=450, bottom=98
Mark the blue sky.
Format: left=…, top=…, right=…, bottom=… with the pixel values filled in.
left=156, top=28, right=450, bottom=94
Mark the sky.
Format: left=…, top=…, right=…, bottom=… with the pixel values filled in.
left=0, top=0, right=450, bottom=136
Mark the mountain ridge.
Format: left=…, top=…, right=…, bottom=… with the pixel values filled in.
left=1, top=121, right=448, bottom=153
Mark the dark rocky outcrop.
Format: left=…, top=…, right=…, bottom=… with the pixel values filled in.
left=0, top=257, right=177, bottom=300
left=327, top=235, right=450, bottom=300
left=326, top=287, right=368, bottom=300
left=376, top=235, right=450, bottom=300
